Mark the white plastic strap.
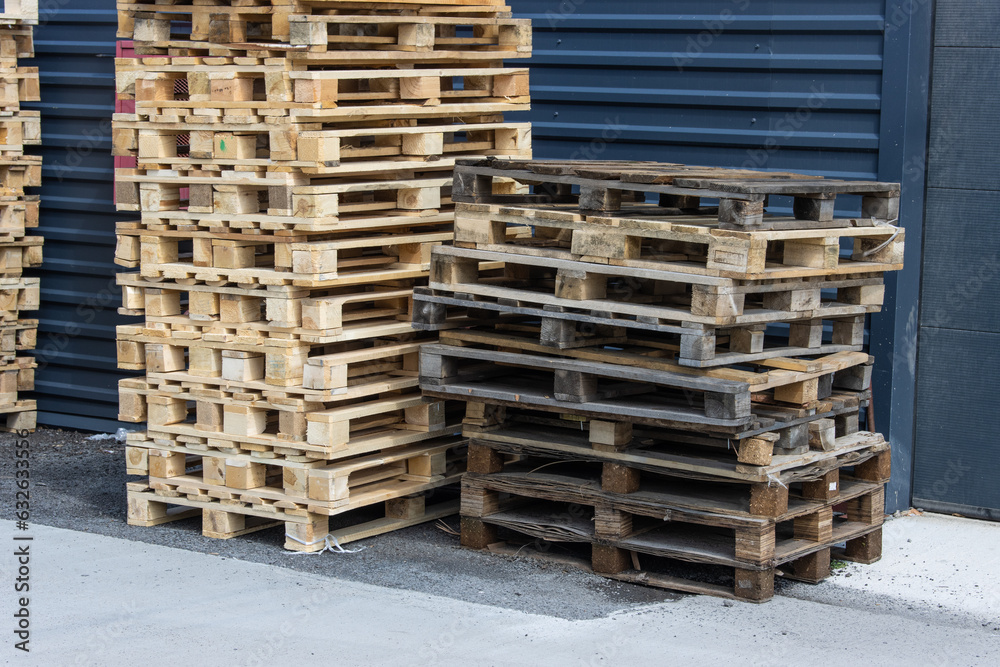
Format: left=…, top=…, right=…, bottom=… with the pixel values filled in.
left=858, top=224, right=901, bottom=258
left=766, top=474, right=789, bottom=489
left=285, top=533, right=364, bottom=555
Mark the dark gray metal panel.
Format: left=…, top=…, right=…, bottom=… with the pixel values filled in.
left=913, top=328, right=1000, bottom=518
left=926, top=48, right=1000, bottom=191
left=24, top=5, right=133, bottom=432
left=933, top=0, right=1000, bottom=46
left=921, top=188, right=1000, bottom=334
left=913, top=1, right=1000, bottom=518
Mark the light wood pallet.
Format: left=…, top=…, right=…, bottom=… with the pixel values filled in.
left=122, top=9, right=529, bottom=62
left=119, top=378, right=461, bottom=463
left=461, top=456, right=886, bottom=602
left=454, top=201, right=904, bottom=281
left=0, top=17, right=37, bottom=433
left=0, top=235, right=41, bottom=274
left=0, top=67, right=37, bottom=115
left=126, top=430, right=468, bottom=551
left=0, top=277, right=39, bottom=320
left=112, top=115, right=532, bottom=175
left=0, top=26, right=34, bottom=60
left=453, top=159, right=901, bottom=231
left=0, top=1, right=38, bottom=27
left=118, top=59, right=530, bottom=124
left=116, top=274, right=442, bottom=337
left=0, top=113, right=40, bottom=156
left=0, top=356, right=35, bottom=431
left=115, top=221, right=452, bottom=286
left=119, top=1, right=520, bottom=58
left=0, top=154, right=40, bottom=195
left=115, top=165, right=455, bottom=232
left=413, top=286, right=871, bottom=368
left=0, top=317, right=35, bottom=359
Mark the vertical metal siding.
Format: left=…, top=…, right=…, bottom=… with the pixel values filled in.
left=25, top=5, right=129, bottom=432
left=507, top=0, right=886, bottom=183
left=913, top=0, right=1000, bottom=519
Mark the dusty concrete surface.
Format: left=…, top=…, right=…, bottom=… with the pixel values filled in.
left=1, top=428, right=999, bottom=666
left=2, top=521, right=999, bottom=666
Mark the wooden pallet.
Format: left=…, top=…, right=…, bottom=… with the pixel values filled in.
left=0, top=398, right=34, bottom=432
left=0, top=65, right=38, bottom=109
left=428, top=245, right=885, bottom=328
left=116, top=220, right=451, bottom=284
left=126, top=431, right=467, bottom=550
left=461, top=391, right=876, bottom=477
left=0, top=194, right=39, bottom=239
left=0, top=236, right=41, bottom=275
left=421, top=336, right=872, bottom=435
left=117, top=274, right=423, bottom=333
left=127, top=430, right=465, bottom=505
left=413, top=286, right=871, bottom=368
left=0, top=317, right=35, bottom=358
left=115, top=165, right=455, bottom=232
left=454, top=202, right=904, bottom=280
left=0, top=26, right=35, bottom=60
left=0, top=356, right=35, bottom=427
left=113, top=115, right=532, bottom=175
left=453, top=159, right=901, bottom=231
left=121, top=8, right=529, bottom=62
left=462, top=467, right=884, bottom=602
left=121, top=381, right=459, bottom=461
left=0, top=1, right=38, bottom=27
left=436, top=327, right=872, bottom=406
left=0, top=155, right=40, bottom=195
left=0, top=276, right=39, bottom=318
left=0, top=113, right=40, bottom=156
left=119, top=61, right=529, bottom=124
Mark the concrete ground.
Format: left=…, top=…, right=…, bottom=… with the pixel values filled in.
left=2, top=429, right=999, bottom=665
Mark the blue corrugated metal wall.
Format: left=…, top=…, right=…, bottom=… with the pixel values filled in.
left=25, top=4, right=129, bottom=432
left=507, top=0, right=886, bottom=181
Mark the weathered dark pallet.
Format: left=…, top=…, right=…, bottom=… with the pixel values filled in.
left=454, top=202, right=904, bottom=280
left=428, top=326, right=873, bottom=411
left=420, top=341, right=754, bottom=431
left=462, top=401, right=885, bottom=484
left=453, top=159, right=900, bottom=231
left=461, top=461, right=886, bottom=602
left=414, top=297, right=871, bottom=368
left=461, top=380, right=871, bottom=469
left=429, top=245, right=886, bottom=328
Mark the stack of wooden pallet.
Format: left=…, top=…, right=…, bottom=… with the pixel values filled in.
left=113, top=0, right=531, bottom=550
left=0, top=3, right=41, bottom=433
left=418, top=159, right=904, bottom=601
